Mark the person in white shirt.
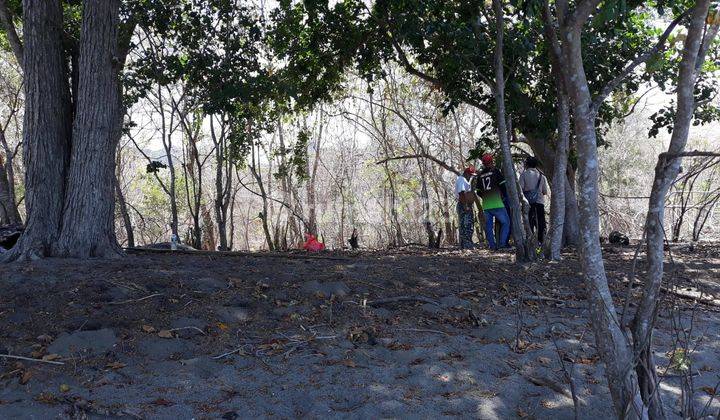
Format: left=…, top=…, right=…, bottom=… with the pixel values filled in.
left=519, top=156, right=549, bottom=244
left=455, top=166, right=476, bottom=249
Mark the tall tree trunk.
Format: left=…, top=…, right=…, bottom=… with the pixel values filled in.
left=306, top=118, right=322, bottom=236
left=417, top=158, right=436, bottom=247
left=545, top=103, right=570, bottom=260
left=115, top=141, right=133, bottom=248
left=115, top=174, right=134, bottom=248
left=492, top=0, right=532, bottom=262
left=0, top=0, right=24, bottom=69
left=632, top=2, right=715, bottom=417
left=211, top=116, right=232, bottom=251
left=560, top=12, right=642, bottom=418
left=0, top=153, right=20, bottom=224
left=55, top=0, right=122, bottom=258
left=563, top=170, right=580, bottom=246
left=541, top=0, right=570, bottom=260
left=250, top=144, right=274, bottom=251
left=5, top=0, right=71, bottom=261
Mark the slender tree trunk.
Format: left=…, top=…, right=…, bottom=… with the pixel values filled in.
left=115, top=146, right=134, bottom=248
left=541, top=0, right=570, bottom=260
left=492, top=0, right=532, bottom=262
left=55, top=0, right=123, bottom=258
left=115, top=175, right=134, bottom=248
left=563, top=169, right=580, bottom=245
left=545, top=103, right=570, bottom=260
left=211, top=116, right=232, bottom=251
left=632, top=2, right=715, bottom=417
left=561, top=16, right=642, bottom=419
left=0, top=152, right=20, bottom=224
left=250, top=145, right=274, bottom=251
left=417, top=158, right=436, bottom=247
left=306, top=120, right=322, bottom=236
left=5, top=0, right=71, bottom=261
left=0, top=0, right=24, bottom=69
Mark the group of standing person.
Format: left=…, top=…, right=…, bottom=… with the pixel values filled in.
left=455, top=153, right=548, bottom=250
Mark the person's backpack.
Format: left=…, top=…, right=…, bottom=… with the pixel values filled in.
left=523, top=172, right=544, bottom=204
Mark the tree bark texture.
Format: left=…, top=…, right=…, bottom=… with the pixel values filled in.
left=5, top=0, right=71, bottom=261
left=0, top=152, right=20, bottom=224
left=560, top=13, right=644, bottom=418
left=541, top=0, right=570, bottom=260
left=54, top=0, right=123, bottom=258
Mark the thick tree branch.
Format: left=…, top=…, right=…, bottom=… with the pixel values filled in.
left=590, top=10, right=689, bottom=115
left=376, top=153, right=460, bottom=176
left=565, top=0, right=602, bottom=31
left=660, top=150, right=720, bottom=159
left=696, top=22, right=720, bottom=71
left=0, top=0, right=23, bottom=70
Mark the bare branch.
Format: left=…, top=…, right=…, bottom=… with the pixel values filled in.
left=591, top=10, right=689, bottom=115
left=376, top=153, right=460, bottom=176
left=0, top=0, right=23, bottom=70
left=661, top=150, right=720, bottom=159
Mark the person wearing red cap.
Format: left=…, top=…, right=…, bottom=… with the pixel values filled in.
left=476, top=154, right=510, bottom=249
left=455, top=166, right=476, bottom=249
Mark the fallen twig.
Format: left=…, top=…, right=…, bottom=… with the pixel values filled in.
left=166, top=326, right=206, bottom=336
left=0, top=354, right=65, bottom=366
left=522, top=295, right=566, bottom=304
left=522, top=372, right=573, bottom=398
left=213, top=345, right=251, bottom=360
left=397, top=328, right=450, bottom=336
left=367, top=295, right=439, bottom=306
left=108, top=293, right=164, bottom=305
left=661, top=286, right=720, bottom=308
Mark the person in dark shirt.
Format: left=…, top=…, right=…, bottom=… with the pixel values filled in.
left=477, top=154, right=510, bottom=249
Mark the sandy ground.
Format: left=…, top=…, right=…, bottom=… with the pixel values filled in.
left=0, top=244, right=719, bottom=419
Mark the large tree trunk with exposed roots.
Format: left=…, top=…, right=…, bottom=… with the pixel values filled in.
left=54, top=0, right=123, bottom=258
left=4, top=0, right=71, bottom=261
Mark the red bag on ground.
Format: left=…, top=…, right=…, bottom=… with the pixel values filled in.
left=302, top=234, right=325, bottom=252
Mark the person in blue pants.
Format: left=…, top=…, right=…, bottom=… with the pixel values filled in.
left=476, top=154, right=510, bottom=249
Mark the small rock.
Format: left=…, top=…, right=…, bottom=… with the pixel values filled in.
left=216, top=307, right=251, bottom=323
left=63, top=317, right=103, bottom=331
left=192, top=277, right=227, bottom=293
left=180, top=357, right=221, bottom=379
left=48, top=329, right=117, bottom=357
left=371, top=308, right=392, bottom=320
left=137, top=337, right=194, bottom=360
left=478, top=323, right=516, bottom=343
left=7, top=310, right=31, bottom=324
left=420, top=303, right=444, bottom=317
left=36, top=334, right=53, bottom=343
left=439, top=295, right=471, bottom=309
left=301, top=281, right=350, bottom=298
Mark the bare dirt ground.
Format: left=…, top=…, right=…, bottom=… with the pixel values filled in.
left=1, top=244, right=719, bottom=419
